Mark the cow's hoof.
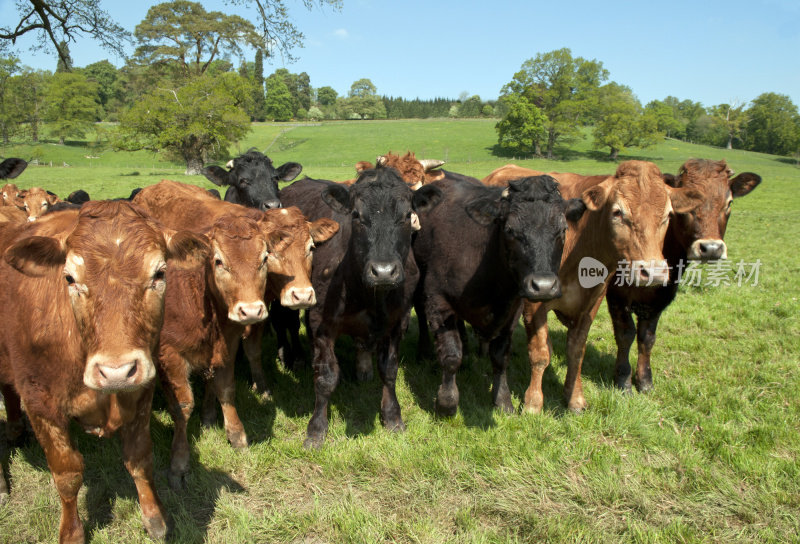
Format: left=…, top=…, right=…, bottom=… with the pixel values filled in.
left=495, top=397, right=514, bottom=414
left=142, top=513, right=168, bottom=541
left=435, top=397, right=458, bottom=418
left=616, top=379, right=633, bottom=395
left=303, top=435, right=324, bottom=450
left=227, top=431, right=248, bottom=449
left=356, top=368, right=374, bottom=382
left=636, top=380, right=653, bottom=394
left=201, top=412, right=218, bottom=428
left=0, top=491, right=8, bottom=506
left=168, top=471, right=188, bottom=492
left=382, top=417, right=406, bottom=433
left=250, top=384, right=273, bottom=402
left=567, top=399, right=587, bottom=414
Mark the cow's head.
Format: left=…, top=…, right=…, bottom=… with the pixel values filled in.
left=203, top=212, right=293, bottom=324
left=322, top=167, right=442, bottom=289
left=1, top=183, right=21, bottom=207
left=5, top=201, right=209, bottom=392
left=357, top=151, right=446, bottom=190
left=262, top=206, right=339, bottom=309
left=466, top=175, right=585, bottom=301
left=664, top=159, right=760, bottom=261
left=18, top=187, right=59, bottom=221
left=579, top=160, right=703, bottom=286
left=202, top=149, right=302, bottom=211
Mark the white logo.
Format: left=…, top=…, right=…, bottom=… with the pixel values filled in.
left=578, top=257, right=608, bottom=288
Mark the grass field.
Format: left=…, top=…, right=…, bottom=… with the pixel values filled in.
left=0, top=120, right=799, bottom=543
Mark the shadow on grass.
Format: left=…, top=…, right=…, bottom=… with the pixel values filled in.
left=774, top=157, right=800, bottom=167
left=486, top=143, right=664, bottom=164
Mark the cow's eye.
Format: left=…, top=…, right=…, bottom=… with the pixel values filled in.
left=352, top=210, right=360, bottom=220
left=153, top=269, right=166, bottom=282
left=64, top=274, right=75, bottom=285
left=612, top=208, right=623, bottom=220
left=215, top=258, right=224, bottom=268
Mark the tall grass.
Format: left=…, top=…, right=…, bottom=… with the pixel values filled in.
left=0, top=120, right=798, bottom=543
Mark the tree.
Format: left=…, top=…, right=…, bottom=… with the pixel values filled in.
left=744, top=93, right=800, bottom=156
left=251, top=49, right=266, bottom=121
left=9, top=68, right=49, bottom=142
left=0, top=57, right=20, bottom=144
left=44, top=72, right=98, bottom=144
left=501, top=48, right=608, bottom=158
left=0, top=0, right=130, bottom=72
left=118, top=73, right=251, bottom=174
left=338, top=78, right=385, bottom=119
left=316, top=86, right=337, bottom=106
left=81, top=59, right=118, bottom=119
left=592, top=83, right=661, bottom=160
left=458, top=95, right=482, bottom=117
left=645, top=99, right=683, bottom=138
left=133, top=1, right=262, bottom=78
left=55, top=40, right=72, bottom=72
left=495, top=95, right=547, bottom=157
left=264, top=73, right=293, bottom=121
left=349, top=78, right=376, bottom=98
left=705, top=102, right=747, bottom=149
left=221, top=0, right=342, bottom=62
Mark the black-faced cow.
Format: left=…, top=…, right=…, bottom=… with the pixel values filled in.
left=276, top=168, right=442, bottom=448
left=202, top=149, right=302, bottom=211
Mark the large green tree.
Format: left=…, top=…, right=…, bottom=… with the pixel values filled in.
left=709, top=102, right=747, bottom=150
left=501, top=48, right=608, bottom=158
left=9, top=68, right=49, bottom=142
left=495, top=94, right=546, bottom=156
left=264, top=73, right=294, bottom=121
left=134, top=1, right=262, bottom=78
left=592, top=82, right=661, bottom=160
left=80, top=59, right=118, bottom=119
left=118, top=73, right=251, bottom=174
left=44, top=71, right=98, bottom=144
left=316, top=86, right=337, bottom=106
left=0, top=57, right=20, bottom=144
left=744, top=93, right=800, bottom=156
left=251, top=49, right=266, bottom=121
left=338, top=78, right=385, bottom=119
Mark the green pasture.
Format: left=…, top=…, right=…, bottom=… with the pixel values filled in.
left=1, top=120, right=799, bottom=543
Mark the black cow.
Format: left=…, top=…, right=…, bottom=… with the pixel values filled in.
left=277, top=168, right=442, bottom=448
left=202, top=149, right=302, bottom=211
left=0, top=158, right=26, bottom=180
left=606, top=159, right=761, bottom=393
left=413, top=173, right=585, bottom=416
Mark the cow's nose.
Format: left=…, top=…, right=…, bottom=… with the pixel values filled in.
left=230, top=301, right=268, bottom=324
left=284, top=286, right=316, bottom=309
left=524, top=273, right=561, bottom=301
left=366, top=260, right=403, bottom=287
left=633, top=260, right=669, bottom=286
left=260, top=199, right=282, bottom=211
left=699, top=241, right=725, bottom=260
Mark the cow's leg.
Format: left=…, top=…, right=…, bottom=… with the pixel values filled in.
left=523, top=302, right=550, bottom=414
left=305, top=335, right=339, bottom=449
left=488, top=332, right=514, bottom=413
left=272, top=304, right=305, bottom=371
left=200, top=381, right=217, bottom=428
left=635, top=312, right=662, bottom=393
left=209, top=360, right=247, bottom=449
left=355, top=344, right=374, bottom=382
left=414, top=299, right=434, bottom=361
left=606, top=293, right=636, bottom=393
left=1, top=384, right=24, bottom=446
left=27, top=413, right=85, bottom=544
left=242, top=323, right=270, bottom=399
left=118, top=388, right=167, bottom=540
left=563, top=301, right=601, bottom=413
left=377, top=334, right=405, bottom=432
left=157, top=348, right=194, bottom=490
left=432, top=315, right=463, bottom=417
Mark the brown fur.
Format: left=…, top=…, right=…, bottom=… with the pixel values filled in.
left=17, top=186, right=61, bottom=221
left=345, top=151, right=445, bottom=188
left=0, top=201, right=208, bottom=542
left=0, top=183, right=21, bottom=206
left=132, top=179, right=336, bottom=488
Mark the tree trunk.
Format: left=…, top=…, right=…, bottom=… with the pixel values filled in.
left=185, top=153, right=204, bottom=175
left=546, top=129, right=556, bottom=159
left=534, top=141, right=542, bottom=156
left=726, top=133, right=733, bottom=150
left=610, top=147, right=619, bottom=160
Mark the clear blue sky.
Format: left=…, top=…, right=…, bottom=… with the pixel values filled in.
left=2, top=0, right=799, bottom=108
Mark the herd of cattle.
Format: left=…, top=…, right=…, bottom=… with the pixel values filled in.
left=0, top=150, right=760, bottom=543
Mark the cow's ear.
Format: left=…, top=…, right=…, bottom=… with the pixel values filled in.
left=5, top=235, right=66, bottom=276
left=355, top=161, right=373, bottom=174
left=412, top=185, right=443, bottom=214
left=663, top=173, right=680, bottom=188
left=581, top=183, right=610, bottom=212
left=465, top=197, right=502, bottom=226
left=267, top=229, right=293, bottom=254
left=46, top=191, right=59, bottom=205
left=164, top=230, right=210, bottom=270
left=564, top=198, right=587, bottom=223
left=202, top=165, right=232, bottom=187
left=321, top=184, right=351, bottom=214
left=276, top=162, right=303, bottom=182
left=667, top=187, right=704, bottom=214
left=309, top=218, right=339, bottom=244
left=0, top=158, right=27, bottom=180
left=731, top=172, right=761, bottom=198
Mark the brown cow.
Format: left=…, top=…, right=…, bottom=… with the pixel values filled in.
left=1, top=183, right=21, bottom=206
left=0, top=201, right=208, bottom=543
left=132, top=180, right=336, bottom=488
left=343, top=151, right=445, bottom=188
left=486, top=161, right=703, bottom=412
left=17, top=186, right=61, bottom=221
left=0, top=206, right=26, bottom=223
left=606, top=159, right=760, bottom=392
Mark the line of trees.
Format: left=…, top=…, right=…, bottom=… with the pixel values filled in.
left=496, top=48, right=800, bottom=159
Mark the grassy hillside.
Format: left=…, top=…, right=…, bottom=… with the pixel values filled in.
left=1, top=120, right=799, bottom=543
